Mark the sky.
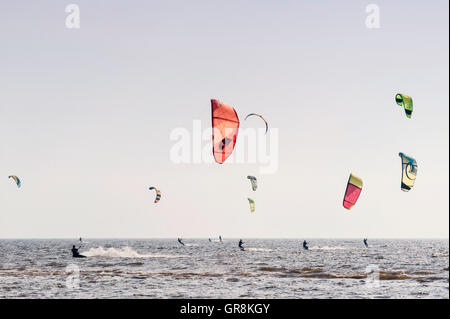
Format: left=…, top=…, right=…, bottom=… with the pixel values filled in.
left=0, top=1, right=448, bottom=238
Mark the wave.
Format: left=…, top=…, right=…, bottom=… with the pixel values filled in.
left=246, top=248, right=275, bottom=252
left=259, top=266, right=287, bottom=272
left=1, top=266, right=445, bottom=284
left=255, top=266, right=441, bottom=281
left=288, top=267, right=323, bottom=274
left=157, top=272, right=223, bottom=278
left=82, top=246, right=188, bottom=258
left=378, top=270, right=413, bottom=280
left=431, top=252, right=449, bottom=258
left=184, top=243, right=199, bottom=247
left=308, top=246, right=346, bottom=251
left=259, top=266, right=367, bottom=279
left=285, top=269, right=411, bottom=280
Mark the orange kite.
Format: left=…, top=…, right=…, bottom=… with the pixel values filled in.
left=211, top=99, right=240, bottom=164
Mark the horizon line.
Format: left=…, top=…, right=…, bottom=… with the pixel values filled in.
left=0, top=237, right=448, bottom=240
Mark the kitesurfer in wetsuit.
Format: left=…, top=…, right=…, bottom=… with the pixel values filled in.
left=72, top=245, right=82, bottom=257
left=178, top=238, right=185, bottom=246
left=238, top=239, right=244, bottom=251
left=303, top=240, right=309, bottom=250
left=219, top=236, right=222, bottom=242
left=363, top=238, right=368, bottom=248
left=208, top=238, right=212, bottom=242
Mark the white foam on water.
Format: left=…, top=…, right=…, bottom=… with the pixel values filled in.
left=82, top=246, right=188, bottom=258
left=246, top=248, right=275, bottom=252
left=308, top=246, right=346, bottom=251
left=184, top=243, right=199, bottom=247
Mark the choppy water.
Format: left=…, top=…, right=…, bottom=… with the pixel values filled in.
left=0, top=239, right=448, bottom=299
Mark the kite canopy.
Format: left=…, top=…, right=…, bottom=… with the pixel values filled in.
left=247, top=176, right=257, bottom=191
left=211, top=99, right=240, bottom=164
left=343, top=173, right=363, bottom=210
left=395, top=93, right=413, bottom=118
left=8, top=175, right=21, bottom=188
left=149, top=187, right=161, bottom=203
left=247, top=198, right=255, bottom=213
left=244, top=113, right=268, bottom=134
left=399, top=153, right=417, bottom=192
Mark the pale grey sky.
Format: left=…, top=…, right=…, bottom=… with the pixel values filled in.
left=0, top=1, right=448, bottom=238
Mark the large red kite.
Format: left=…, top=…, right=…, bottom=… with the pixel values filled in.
left=343, top=173, right=363, bottom=210
left=211, top=99, right=240, bottom=164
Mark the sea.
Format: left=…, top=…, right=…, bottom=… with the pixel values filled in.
left=0, top=239, right=448, bottom=299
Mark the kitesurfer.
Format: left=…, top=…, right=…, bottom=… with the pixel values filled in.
left=219, top=236, right=222, bottom=242
left=71, top=245, right=85, bottom=258
left=178, top=238, right=185, bottom=246
left=363, top=238, right=368, bottom=248
left=238, top=239, right=244, bottom=251
left=208, top=238, right=212, bottom=242
left=303, top=240, right=309, bottom=250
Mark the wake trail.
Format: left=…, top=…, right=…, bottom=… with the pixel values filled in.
left=82, top=246, right=188, bottom=258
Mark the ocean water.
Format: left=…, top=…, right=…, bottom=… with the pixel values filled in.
left=0, top=239, right=448, bottom=299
